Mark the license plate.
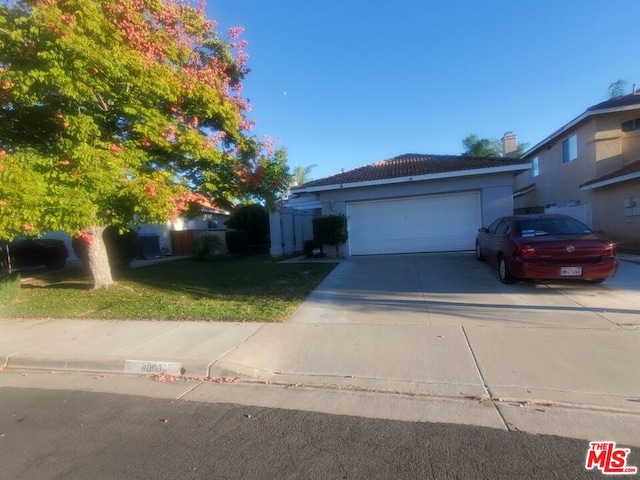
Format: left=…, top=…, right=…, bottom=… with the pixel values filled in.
left=561, top=267, right=582, bottom=276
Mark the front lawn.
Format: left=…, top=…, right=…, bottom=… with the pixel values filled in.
left=2, top=255, right=337, bottom=322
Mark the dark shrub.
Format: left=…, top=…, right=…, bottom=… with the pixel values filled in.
left=313, top=214, right=348, bottom=256
left=225, top=204, right=270, bottom=245
left=193, top=234, right=226, bottom=260
left=225, top=229, right=248, bottom=255
left=225, top=204, right=270, bottom=254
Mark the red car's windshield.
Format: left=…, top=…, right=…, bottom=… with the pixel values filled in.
left=516, top=218, right=593, bottom=237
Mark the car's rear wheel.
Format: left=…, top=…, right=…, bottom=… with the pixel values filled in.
left=475, top=241, right=484, bottom=261
left=498, top=256, right=515, bottom=284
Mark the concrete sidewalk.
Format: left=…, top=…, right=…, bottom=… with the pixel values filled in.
left=1, top=253, right=640, bottom=447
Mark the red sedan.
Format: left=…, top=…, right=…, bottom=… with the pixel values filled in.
left=475, top=214, right=619, bottom=284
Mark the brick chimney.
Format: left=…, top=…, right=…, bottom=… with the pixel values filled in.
left=502, top=131, right=518, bottom=158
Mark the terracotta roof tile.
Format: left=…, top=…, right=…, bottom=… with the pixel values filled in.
left=580, top=159, right=640, bottom=188
left=294, top=154, right=528, bottom=190
left=586, top=93, right=640, bottom=112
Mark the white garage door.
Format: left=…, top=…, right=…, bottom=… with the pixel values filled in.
left=347, top=192, right=481, bottom=255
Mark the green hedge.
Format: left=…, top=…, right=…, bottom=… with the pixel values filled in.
left=313, top=214, right=348, bottom=256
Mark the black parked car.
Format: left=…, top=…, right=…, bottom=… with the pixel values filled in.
left=0, top=238, right=69, bottom=271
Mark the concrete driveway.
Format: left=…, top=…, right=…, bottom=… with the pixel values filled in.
left=289, top=252, right=640, bottom=329
left=214, top=252, right=640, bottom=445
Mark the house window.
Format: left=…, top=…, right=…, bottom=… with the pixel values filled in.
left=531, top=156, right=539, bottom=177
left=562, top=135, right=577, bottom=164
left=622, top=118, right=640, bottom=132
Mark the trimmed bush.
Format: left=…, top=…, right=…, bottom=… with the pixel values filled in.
left=313, top=214, right=348, bottom=257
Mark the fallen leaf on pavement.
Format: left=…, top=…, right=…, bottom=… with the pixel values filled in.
left=468, top=395, right=489, bottom=403
left=160, top=418, right=168, bottom=423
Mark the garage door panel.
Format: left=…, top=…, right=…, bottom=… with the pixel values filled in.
left=348, top=193, right=480, bottom=255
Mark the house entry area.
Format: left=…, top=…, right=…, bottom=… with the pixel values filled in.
left=347, top=192, right=481, bottom=255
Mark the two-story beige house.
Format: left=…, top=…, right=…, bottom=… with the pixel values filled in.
left=514, top=90, right=640, bottom=248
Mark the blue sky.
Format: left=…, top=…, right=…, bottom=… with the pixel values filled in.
left=207, top=0, right=639, bottom=180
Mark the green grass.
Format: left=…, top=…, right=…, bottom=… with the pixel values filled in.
left=2, top=255, right=337, bottom=322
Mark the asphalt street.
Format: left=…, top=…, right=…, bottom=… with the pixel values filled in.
left=0, top=386, right=622, bottom=480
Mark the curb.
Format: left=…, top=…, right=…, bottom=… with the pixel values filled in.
left=4, top=354, right=210, bottom=378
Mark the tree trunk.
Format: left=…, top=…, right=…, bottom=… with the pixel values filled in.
left=86, top=225, right=114, bottom=289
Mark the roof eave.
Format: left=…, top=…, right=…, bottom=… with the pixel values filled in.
left=522, top=103, right=640, bottom=158
left=293, top=164, right=531, bottom=193
left=580, top=171, right=640, bottom=191
left=513, top=184, right=536, bottom=198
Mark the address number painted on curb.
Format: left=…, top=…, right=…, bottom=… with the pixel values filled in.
left=124, top=360, right=183, bottom=375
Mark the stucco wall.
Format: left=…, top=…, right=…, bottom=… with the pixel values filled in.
left=273, top=171, right=518, bottom=256
left=517, top=112, right=640, bottom=210
left=315, top=173, right=515, bottom=220
left=591, top=181, right=640, bottom=243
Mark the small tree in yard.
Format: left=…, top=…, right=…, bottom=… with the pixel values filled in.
left=0, top=0, right=289, bottom=289
left=313, top=214, right=348, bottom=257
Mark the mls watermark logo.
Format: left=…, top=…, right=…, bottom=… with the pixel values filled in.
left=585, top=441, right=637, bottom=475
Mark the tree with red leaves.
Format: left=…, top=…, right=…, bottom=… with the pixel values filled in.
left=0, top=0, right=289, bottom=288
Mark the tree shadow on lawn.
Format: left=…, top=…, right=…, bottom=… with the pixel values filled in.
left=114, top=256, right=336, bottom=301
left=18, top=266, right=93, bottom=291
left=20, top=282, right=92, bottom=291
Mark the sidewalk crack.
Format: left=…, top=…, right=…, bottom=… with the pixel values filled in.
left=461, top=325, right=510, bottom=431
left=206, top=324, right=267, bottom=376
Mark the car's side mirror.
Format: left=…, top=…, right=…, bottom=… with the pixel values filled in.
left=478, top=227, right=488, bottom=233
